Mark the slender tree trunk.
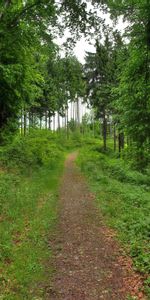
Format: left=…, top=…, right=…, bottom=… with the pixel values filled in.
left=73, top=102, right=75, bottom=121
left=118, top=132, right=124, bottom=153
left=77, top=98, right=80, bottom=124
left=24, top=108, right=27, bottom=136
left=92, top=118, right=95, bottom=137
left=62, top=116, right=65, bottom=129
left=40, top=114, right=42, bottom=129
left=114, top=123, right=117, bottom=152
left=118, top=133, right=121, bottom=153
left=66, top=107, right=69, bottom=139
left=75, top=100, right=78, bottom=123
left=45, top=111, right=47, bottom=129
left=28, top=112, right=31, bottom=131
left=31, top=112, right=34, bottom=128
left=48, top=112, right=51, bottom=130
left=58, top=112, right=60, bottom=132
left=121, top=133, right=124, bottom=150
left=103, top=111, right=107, bottom=151
left=64, top=111, right=67, bottom=133
left=21, top=109, right=24, bottom=136
left=53, top=114, right=55, bottom=131
left=71, top=102, right=73, bottom=119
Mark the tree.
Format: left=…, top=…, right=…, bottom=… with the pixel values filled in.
left=106, top=0, right=150, bottom=167
left=0, top=0, right=91, bottom=140
left=84, top=36, right=114, bottom=150
left=0, top=1, right=56, bottom=137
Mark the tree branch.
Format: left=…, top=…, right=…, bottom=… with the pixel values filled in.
left=0, top=0, right=11, bottom=21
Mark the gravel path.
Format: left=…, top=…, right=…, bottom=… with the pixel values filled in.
left=47, top=153, right=146, bottom=300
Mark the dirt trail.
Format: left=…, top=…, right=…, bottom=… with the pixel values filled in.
left=47, top=153, right=145, bottom=300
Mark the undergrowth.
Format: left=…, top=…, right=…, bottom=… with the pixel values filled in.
left=77, top=143, right=150, bottom=296
left=0, top=129, right=68, bottom=299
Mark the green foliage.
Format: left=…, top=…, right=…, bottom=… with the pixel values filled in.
left=77, top=142, right=150, bottom=294
left=109, top=0, right=150, bottom=166
left=1, top=130, right=63, bottom=171
left=84, top=34, right=122, bottom=150
left=83, top=0, right=150, bottom=167
left=0, top=0, right=88, bottom=137
left=0, top=128, right=94, bottom=170
left=85, top=37, right=113, bottom=115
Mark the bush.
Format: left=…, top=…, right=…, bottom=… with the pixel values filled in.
left=0, top=130, right=63, bottom=171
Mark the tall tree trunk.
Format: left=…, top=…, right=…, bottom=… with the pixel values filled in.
left=28, top=112, right=31, bottom=131
left=21, top=109, right=24, bottom=136
left=31, top=112, right=34, bottom=128
left=64, top=111, right=67, bottom=133
left=76, top=100, right=78, bottom=123
left=77, top=98, right=80, bottom=124
left=24, top=108, right=27, bottom=136
left=118, top=132, right=124, bottom=153
left=48, top=111, right=51, bottom=130
left=118, top=133, right=121, bottom=154
left=92, top=118, right=95, bottom=137
left=71, top=101, right=73, bottom=119
left=57, top=112, right=60, bottom=132
left=45, top=111, right=47, bottom=129
left=121, top=133, right=124, bottom=150
left=66, top=107, right=69, bottom=139
left=114, top=123, right=117, bottom=152
left=40, top=114, right=42, bottom=129
left=103, top=111, right=107, bottom=151
left=73, top=102, right=75, bottom=121
left=53, top=114, right=55, bottom=131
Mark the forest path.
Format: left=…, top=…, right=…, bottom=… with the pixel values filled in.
left=47, top=152, right=145, bottom=300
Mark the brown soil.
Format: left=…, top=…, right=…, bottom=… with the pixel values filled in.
left=46, top=153, right=146, bottom=300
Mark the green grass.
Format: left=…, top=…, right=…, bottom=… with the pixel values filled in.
left=0, top=163, right=64, bottom=299
left=1, top=130, right=149, bottom=298
left=77, top=142, right=150, bottom=296
left=0, top=129, right=69, bottom=299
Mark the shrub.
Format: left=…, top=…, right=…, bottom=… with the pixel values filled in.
left=0, top=130, right=63, bottom=171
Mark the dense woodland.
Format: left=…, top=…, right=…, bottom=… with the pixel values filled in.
left=0, top=0, right=150, bottom=299
left=0, top=0, right=149, bottom=167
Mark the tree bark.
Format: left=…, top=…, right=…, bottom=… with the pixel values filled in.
left=118, top=132, right=124, bottom=153
left=24, top=108, right=27, bottom=136
left=40, top=114, right=42, bottom=129
left=21, top=109, right=24, bottom=136
left=53, top=114, right=55, bottom=131
left=114, top=123, right=117, bottom=152
left=103, top=111, right=107, bottom=151
left=77, top=98, right=80, bottom=124
left=66, top=107, right=69, bottom=139
left=58, top=112, right=60, bottom=131
left=48, top=111, right=51, bottom=130
left=45, top=111, right=47, bottom=129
